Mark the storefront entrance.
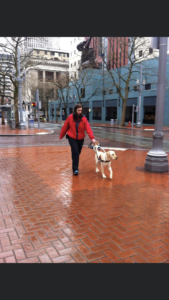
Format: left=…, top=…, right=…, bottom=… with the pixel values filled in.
left=106, top=100, right=117, bottom=121
left=124, top=98, right=137, bottom=123
left=82, top=107, right=89, bottom=120
left=143, top=96, right=156, bottom=124
left=125, top=106, right=137, bottom=123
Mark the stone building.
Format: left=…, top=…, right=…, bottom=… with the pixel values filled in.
left=22, top=47, right=69, bottom=119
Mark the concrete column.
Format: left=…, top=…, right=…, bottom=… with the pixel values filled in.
left=102, top=104, right=105, bottom=123
left=54, top=103, right=56, bottom=121
left=145, top=37, right=168, bottom=172
left=54, top=72, right=56, bottom=99
left=43, top=71, right=45, bottom=83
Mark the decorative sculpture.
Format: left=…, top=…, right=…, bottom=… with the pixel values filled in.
left=77, top=37, right=98, bottom=69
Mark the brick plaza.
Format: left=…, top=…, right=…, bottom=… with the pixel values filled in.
left=0, top=141, right=169, bottom=263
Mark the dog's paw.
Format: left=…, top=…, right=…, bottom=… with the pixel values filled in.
left=102, top=174, right=106, bottom=178
left=96, top=168, right=99, bottom=172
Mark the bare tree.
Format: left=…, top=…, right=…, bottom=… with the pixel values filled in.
left=0, top=37, right=43, bottom=127
left=95, top=37, right=159, bottom=126
left=69, top=66, right=102, bottom=107
left=0, top=55, right=12, bottom=124
left=53, top=69, right=70, bottom=120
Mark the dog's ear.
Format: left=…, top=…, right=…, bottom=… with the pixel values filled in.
left=106, top=152, right=111, bottom=160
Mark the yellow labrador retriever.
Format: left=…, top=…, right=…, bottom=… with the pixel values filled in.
left=92, top=142, right=118, bottom=179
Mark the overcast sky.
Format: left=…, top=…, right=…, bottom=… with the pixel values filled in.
left=60, top=37, right=71, bottom=51
left=0, top=37, right=71, bottom=52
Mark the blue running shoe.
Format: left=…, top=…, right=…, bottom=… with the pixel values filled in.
left=73, top=170, right=79, bottom=175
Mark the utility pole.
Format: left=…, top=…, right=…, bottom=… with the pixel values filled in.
left=145, top=37, right=168, bottom=172
left=35, top=89, right=40, bottom=129
left=102, top=37, right=105, bottom=109
left=136, top=64, right=145, bottom=128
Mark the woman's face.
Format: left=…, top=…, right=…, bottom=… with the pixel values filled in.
left=76, top=108, right=82, bottom=115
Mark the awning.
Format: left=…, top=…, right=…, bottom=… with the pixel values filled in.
left=144, top=96, right=156, bottom=106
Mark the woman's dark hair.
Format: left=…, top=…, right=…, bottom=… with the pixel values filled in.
left=73, top=104, right=83, bottom=121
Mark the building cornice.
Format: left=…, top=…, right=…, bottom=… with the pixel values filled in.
left=29, top=58, right=69, bottom=68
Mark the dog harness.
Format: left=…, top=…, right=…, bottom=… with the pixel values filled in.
left=88, top=142, right=111, bottom=163
left=97, top=155, right=111, bottom=163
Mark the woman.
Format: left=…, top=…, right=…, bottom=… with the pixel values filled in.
left=59, top=104, right=96, bottom=175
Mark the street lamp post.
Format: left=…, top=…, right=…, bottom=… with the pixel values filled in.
left=136, top=64, right=145, bottom=128
left=12, top=47, right=26, bottom=129
left=145, top=37, right=168, bottom=172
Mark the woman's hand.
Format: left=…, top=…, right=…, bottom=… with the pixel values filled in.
left=92, top=139, right=96, bottom=143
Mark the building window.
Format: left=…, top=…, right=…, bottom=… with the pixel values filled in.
left=45, top=51, right=47, bottom=54
left=74, top=50, right=76, bottom=54
left=74, top=62, right=76, bottom=66
left=139, top=50, right=143, bottom=57
left=106, top=107, right=117, bottom=121
left=56, top=72, right=61, bottom=80
left=93, top=107, right=102, bottom=120
left=45, top=71, right=54, bottom=82
left=103, top=90, right=106, bottom=95
left=51, top=52, right=54, bottom=55
left=71, top=64, right=72, bottom=67
left=78, top=60, right=80, bottom=65
left=149, top=48, right=153, bottom=54
left=59, top=53, right=61, bottom=56
left=38, top=71, right=43, bottom=82
left=81, top=88, right=85, bottom=98
left=37, top=50, right=39, bottom=54
left=63, top=54, right=65, bottom=57
left=143, top=106, right=155, bottom=124
left=50, top=58, right=53, bottom=60
left=109, top=89, right=113, bottom=94
left=145, top=83, right=151, bottom=90
left=125, top=106, right=137, bottom=123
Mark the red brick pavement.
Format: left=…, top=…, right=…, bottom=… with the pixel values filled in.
left=0, top=145, right=169, bottom=263
left=0, top=124, right=50, bottom=135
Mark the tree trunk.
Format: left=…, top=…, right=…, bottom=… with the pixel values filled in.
left=1, top=95, right=5, bottom=125
left=14, top=85, right=19, bottom=127
left=47, top=99, right=49, bottom=121
left=56, top=111, right=58, bottom=123
left=120, top=99, right=127, bottom=126
left=65, top=105, right=68, bottom=119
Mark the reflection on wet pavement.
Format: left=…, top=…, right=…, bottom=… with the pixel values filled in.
left=0, top=146, right=169, bottom=263
left=92, top=128, right=169, bottom=152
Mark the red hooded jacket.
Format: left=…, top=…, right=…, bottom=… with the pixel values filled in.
left=59, top=114, right=95, bottom=140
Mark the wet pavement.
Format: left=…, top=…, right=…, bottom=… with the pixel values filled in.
left=0, top=146, right=169, bottom=263
left=0, top=124, right=169, bottom=152
left=0, top=124, right=169, bottom=263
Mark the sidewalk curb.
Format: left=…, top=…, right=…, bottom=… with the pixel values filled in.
left=0, top=130, right=54, bottom=136
left=91, top=125, right=169, bottom=131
